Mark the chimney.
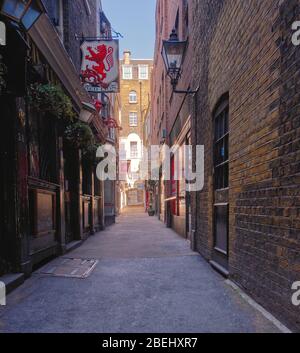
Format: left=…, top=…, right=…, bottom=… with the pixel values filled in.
left=123, top=50, right=131, bottom=65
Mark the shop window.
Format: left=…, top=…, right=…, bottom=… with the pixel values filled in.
left=170, top=155, right=179, bottom=216
left=28, top=113, right=57, bottom=183
left=82, top=158, right=92, bottom=196
left=213, top=98, right=229, bottom=190
left=94, top=167, right=101, bottom=197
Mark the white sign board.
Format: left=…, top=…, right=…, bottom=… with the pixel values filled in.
left=80, top=40, right=120, bottom=93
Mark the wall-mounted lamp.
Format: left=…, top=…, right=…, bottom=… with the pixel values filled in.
left=0, top=0, right=44, bottom=31
left=162, top=29, right=198, bottom=95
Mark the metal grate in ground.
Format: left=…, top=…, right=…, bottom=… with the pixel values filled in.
left=38, top=258, right=98, bottom=279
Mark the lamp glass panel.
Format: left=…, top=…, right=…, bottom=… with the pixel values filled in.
left=21, top=1, right=41, bottom=30
left=2, top=0, right=29, bottom=20
left=165, top=41, right=185, bottom=70
left=162, top=42, right=169, bottom=71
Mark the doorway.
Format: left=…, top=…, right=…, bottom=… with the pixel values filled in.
left=64, top=142, right=78, bottom=244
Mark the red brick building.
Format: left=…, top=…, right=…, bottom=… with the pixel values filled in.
left=152, top=0, right=192, bottom=234
left=152, top=0, right=300, bottom=331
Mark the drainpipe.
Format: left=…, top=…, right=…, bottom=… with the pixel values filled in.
left=191, top=89, right=199, bottom=252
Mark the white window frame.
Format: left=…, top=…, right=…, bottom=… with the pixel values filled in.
left=123, top=65, right=133, bottom=80
left=108, top=128, right=115, bottom=141
left=129, top=112, right=138, bottom=127
left=129, top=91, right=137, bottom=103
left=130, top=142, right=138, bottom=159
left=138, top=65, right=149, bottom=80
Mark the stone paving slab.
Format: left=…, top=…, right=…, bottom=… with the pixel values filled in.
left=0, top=208, right=283, bottom=333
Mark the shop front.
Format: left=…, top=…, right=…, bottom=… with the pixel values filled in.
left=0, top=10, right=105, bottom=276
left=167, top=111, right=191, bottom=239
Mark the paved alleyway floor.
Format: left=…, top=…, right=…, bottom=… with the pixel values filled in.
left=0, top=208, right=282, bottom=333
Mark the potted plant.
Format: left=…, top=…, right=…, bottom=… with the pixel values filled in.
left=65, top=121, right=95, bottom=151
left=148, top=203, right=155, bottom=216
left=28, top=83, right=76, bottom=122
left=82, top=142, right=102, bottom=165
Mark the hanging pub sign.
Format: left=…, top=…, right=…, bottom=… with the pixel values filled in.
left=80, top=40, right=120, bottom=93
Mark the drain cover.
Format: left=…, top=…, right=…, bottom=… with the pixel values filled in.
left=39, top=258, right=98, bottom=278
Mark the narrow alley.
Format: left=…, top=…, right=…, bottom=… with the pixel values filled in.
left=0, top=209, right=282, bottom=333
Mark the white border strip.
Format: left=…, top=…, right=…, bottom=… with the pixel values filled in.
left=225, top=280, right=292, bottom=333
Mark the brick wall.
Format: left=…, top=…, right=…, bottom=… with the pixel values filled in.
left=190, top=0, right=300, bottom=331
left=43, top=0, right=100, bottom=71
left=152, top=0, right=194, bottom=224
left=119, top=57, right=153, bottom=141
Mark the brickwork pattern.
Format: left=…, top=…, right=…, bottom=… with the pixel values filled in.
left=119, top=59, right=153, bottom=140
left=190, top=0, right=300, bottom=331
left=43, top=0, right=99, bottom=71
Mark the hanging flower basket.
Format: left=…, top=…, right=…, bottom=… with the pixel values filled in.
left=0, top=55, right=7, bottom=96
left=82, top=143, right=102, bottom=165
left=28, top=83, right=76, bottom=122
left=65, top=121, right=95, bottom=151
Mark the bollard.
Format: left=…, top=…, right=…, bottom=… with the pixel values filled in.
left=0, top=21, right=6, bottom=46
left=0, top=281, right=6, bottom=306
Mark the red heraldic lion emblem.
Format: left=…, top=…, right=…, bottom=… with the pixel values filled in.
left=80, top=40, right=119, bottom=92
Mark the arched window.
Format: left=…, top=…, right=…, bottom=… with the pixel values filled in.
left=129, top=91, right=137, bottom=103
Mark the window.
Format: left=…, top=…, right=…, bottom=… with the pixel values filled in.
left=108, top=128, right=115, bottom=141
left=129, top=91, right=137, bottom=103
left=129, top=112, right=138, bottom=127
left=119, top=142, right=126, bottom=160
left=139, top=65, right=148, bottom=80
left=123, top=65, right=132, bottom=80
left=52, top=0, right=64, bottom=40
left=130, top=142, right=138, bottom=158
left=170, top=155, right=179, bottom=216
left=214, top=99, right=229, bottom=190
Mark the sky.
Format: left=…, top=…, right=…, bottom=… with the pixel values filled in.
left=102, top=0, right=156, bottom=59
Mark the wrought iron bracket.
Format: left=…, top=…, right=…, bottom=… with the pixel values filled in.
left=172, top=85, right=200, bottom=95
left=173, top=89, right=198, bottom=95
left=75, top=31, right=123, bottom=41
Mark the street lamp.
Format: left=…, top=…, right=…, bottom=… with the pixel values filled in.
left=162, top=29, right=198, bottom=95
left=0, top=0, right=44, bottom=30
